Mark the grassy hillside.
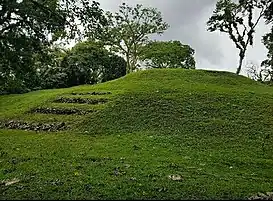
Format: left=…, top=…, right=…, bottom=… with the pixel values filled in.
left=0, top=69, right=273, bottom=200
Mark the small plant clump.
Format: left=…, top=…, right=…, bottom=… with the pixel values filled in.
left=0, top=120, right=67, bottom=132
left=53, top=97, right=108, bottom=104
left=71, top=91, right=112, bottom=95
left=30, top=107, right=94, bottom=115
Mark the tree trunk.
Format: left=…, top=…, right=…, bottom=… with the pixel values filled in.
left=236, top=50, right=245, bottom=75
left=126, top=54, right=131, bottom=74
left=131, top=55, right=137, bottom=72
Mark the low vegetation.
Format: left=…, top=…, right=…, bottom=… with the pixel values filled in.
left=1, top=69, right=273, bottom=199
left=1, top=1, right=272, bottom=199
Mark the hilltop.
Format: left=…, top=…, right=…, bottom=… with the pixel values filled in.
left=0, top=69, right=273, bottom=200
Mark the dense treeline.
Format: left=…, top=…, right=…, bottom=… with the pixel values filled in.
left=0, top=0, right=197, bottom=94
left=0, top=0, right=272, bottom=94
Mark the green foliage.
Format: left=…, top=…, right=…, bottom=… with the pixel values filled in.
left=34, top=46, right=68, bottom=89
left=93, top=3, right=169, bottom=73
left=60, top=40, right=126, bottom=87
left=261, top=26, right=273, bottom=82
left=140, top=40, right=196, bottom=69
left=0, top=75, right=29, bottom=95
left=0, top=0, right=105, bottom=94
left=261, top=0, right=273, bottom=23
left=102, top=54, right=127, bottom=82
left=261, top=1, right=273, bottom=83
left=31, top=41, right=126, bottom=90
left=0, top=69, right=273, bottom=199
left=242, top=1, right=273, bottom=84
left=207, top=0, right=270, bottom=74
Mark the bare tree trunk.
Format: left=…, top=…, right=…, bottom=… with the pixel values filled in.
left=126, top=54, right=131, bottom=74
left=236, top=57, right=243, bottom=75
left=131, top=55, right=137, bottom=72
left=236, top=50, right=245, bottom=75
left=131, top=43, right=138, bottom=72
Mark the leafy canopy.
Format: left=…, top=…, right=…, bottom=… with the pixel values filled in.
left=93, top=3, right=169, bottom=73
left=0, top=0, right=105, bottom=93
left=261, top=26, right=273, bottom=82
left=261, top=0, right=273, bottom=82
left=60, top=40, right=126, bottom=87
left=34, top=46, right=68, bottom=89
left=207, top=0, right=271, bottom=74
left=140, top=40, right=196, bottom=69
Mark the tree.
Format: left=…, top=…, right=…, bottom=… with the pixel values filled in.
left=139, top=40, right=196, bottom=69
left=263, top=0, right=273, bottom=23
left=261, top=0, right=273, bottom=83
left=60, top=40, right=126, bottom=87
left=102, top=54, right=127, bottom=82
left=0, top=0, right=106, bottom=94
left=93, top=3, right=169, bottom=74
left=245, top=61, right=272, bottom=83
left=261, top=27, right=273, bottom=83
left=207, top=0, right=271, bottom=75
left=34, top=46, right=68, bottom=89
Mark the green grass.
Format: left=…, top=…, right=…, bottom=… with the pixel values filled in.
left=0, top=69, right=273, bottom=200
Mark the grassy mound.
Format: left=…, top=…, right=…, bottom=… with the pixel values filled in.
left=0, top=69, right=273, bottom=200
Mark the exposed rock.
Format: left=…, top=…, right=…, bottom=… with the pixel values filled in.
left=53, top=97, right=108, bottom=105
left=1, top=178, right=20, bottom=186
left=1, top=120, right=67, bottom=132
left=71, top=91, right=112, bottom=95
left=30, top=107, right=94, bottom=115
left=130, top=177, right=136, bottom=181
left=249, top=192, right=273, bottom=200
left=168, top=174, right=183, bottom=181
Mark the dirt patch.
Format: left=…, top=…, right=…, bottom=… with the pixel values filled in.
left=71, top=91, right=112, bottom=95
left=53, top=97, right=108, bottom=105
left=30, top=107, right=94, bottom=115
left=0, top=120, right=67, bottom=132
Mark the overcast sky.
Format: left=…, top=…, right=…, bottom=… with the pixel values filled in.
left=97, top=0, right=271, bottom=76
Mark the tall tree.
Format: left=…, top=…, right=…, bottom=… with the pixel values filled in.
left=34, top=46, right=68, bottom=89
left=0, top=0, right=105, bottom=93
left=60, top=40, right=126, bottom=87
left=140, top=40, right=196, bottom=69
left=93, top=3, right=169, bottom=74
left=207, top=0, right=271, bottom=75
left=261, top=26, right=273, bottom=82
left=261, top=0, right=273, bottom=82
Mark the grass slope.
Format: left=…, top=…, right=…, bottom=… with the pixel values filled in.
left=0, top=69, right=273, bottom=200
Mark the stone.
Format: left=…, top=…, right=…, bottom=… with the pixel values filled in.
left=53, top=97, right=108, bottom=105
left=0, top=120, right=67, bottom=132
left=4, top=178, right=20, bottom=186
left=168, top=174, right=183, bottom=181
